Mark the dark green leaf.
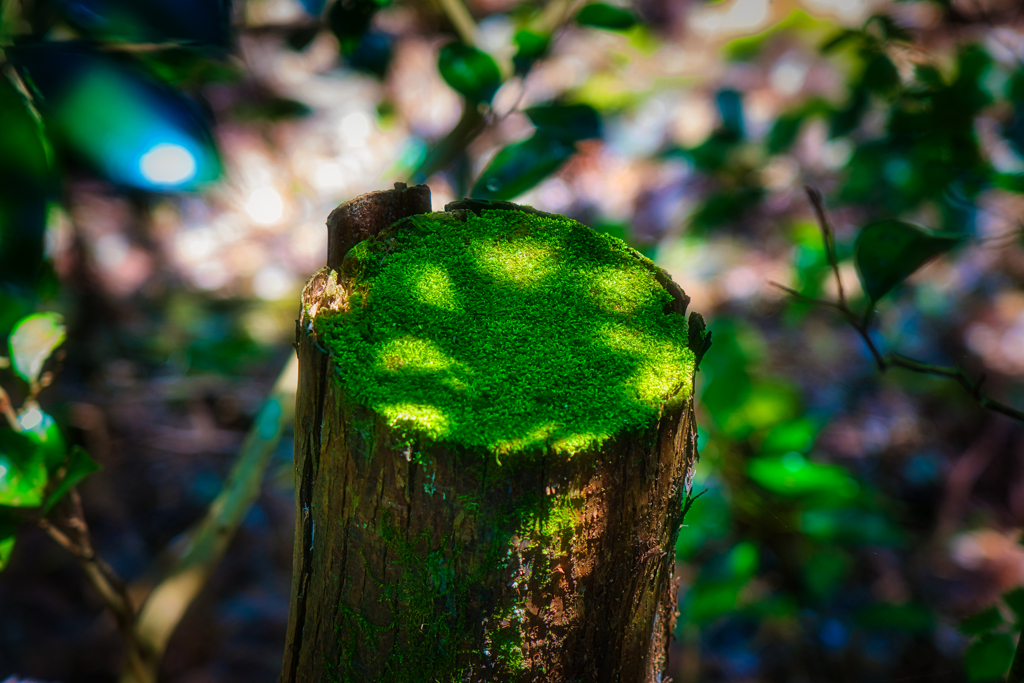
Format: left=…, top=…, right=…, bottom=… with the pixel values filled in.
left=829, top=88, right=868, bottom=138
left=965, top=633, right=1015, bottom=682
left=1003, top=587, right=1024, bottom=624
left=960, top=606, right=1005, bottom=636
left=0, top=429, right=47, bottom=508
left=44, top=446, right=101, bottom=513
left=717, top=89, right=744, bottom=139
left=575, top=3, right=638, bottom=31
left=0, top=75, right=54, bottom=295
left=820, top=29, right=859, bottom=54
left=470, top=133, right=574, bottom=201
left=524, top=103, right=601, bottom=143
left=856, top=603, right=934, bottom=634
left=58, top=0, right=231, bottom=46
left=0, top=507, right=17, bottom=571
left=854, top=219, right=962, bottom=302
left=11, top=43, right=221, bottom=192
left=437, top=42, right=502, bottom=104
left=767, top=113, right=805, bottom=155
left=863, top=52, right=900, bottom=94
left=513, top=29, right=550, bottom=74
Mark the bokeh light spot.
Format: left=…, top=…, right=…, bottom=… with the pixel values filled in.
left=139, top=143, right=197, bottom=186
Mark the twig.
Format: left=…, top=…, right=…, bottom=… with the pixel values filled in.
left=0, top=383, right=19, bottom=431
left=129, top=353, right=299, bottom=683
left=681, top=487, right=708, bottom=522
left=436, top=0, right=478, bottom=46
left=775, top=188, right=1024, bottom=426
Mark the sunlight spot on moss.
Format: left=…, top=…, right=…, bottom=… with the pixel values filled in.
left=376, top=336, right=457, bottom=373
left=412, top=263, right=461, bottom=312
left=471, top=237, right=558, bottom=288
left=379, top=402, right=451, bottom=440
left=587, top=267, right=660, bottom=314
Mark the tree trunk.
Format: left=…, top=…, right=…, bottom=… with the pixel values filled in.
left=281, top=184, right=701, bottom=683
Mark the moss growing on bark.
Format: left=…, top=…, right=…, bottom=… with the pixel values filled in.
left=315, top=207, right=694, bottom=456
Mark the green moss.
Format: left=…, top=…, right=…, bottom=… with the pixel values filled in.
left=316, top=207, right=695, bottom=456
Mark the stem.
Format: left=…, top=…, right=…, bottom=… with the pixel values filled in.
left=775, top=189, right=1024, bottom=427
left=0, top=383, right=19, bottom=431
left=129, top=353, right=299, bottom=683
left=1008, top=629, right=1024, bottom=683
left=436, top=0, right=477, bottom=46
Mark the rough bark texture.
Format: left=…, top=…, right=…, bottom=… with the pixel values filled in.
left=281, top=186, right=700, bottom=683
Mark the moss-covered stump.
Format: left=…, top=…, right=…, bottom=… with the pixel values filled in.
left=282, top=186, right=708, bottom=683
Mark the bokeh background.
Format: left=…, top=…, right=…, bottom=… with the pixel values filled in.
left=2, top=0, right=1024, bottom=680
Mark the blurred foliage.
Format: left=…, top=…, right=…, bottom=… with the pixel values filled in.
left=1, top=0, right=1024, bottom=680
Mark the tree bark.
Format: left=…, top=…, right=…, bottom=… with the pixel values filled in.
left=281, top=184, right=700, bottom=683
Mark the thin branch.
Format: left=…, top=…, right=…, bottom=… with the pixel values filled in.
left=777, top=188, right=1024, bottom=426
left=130, top=353, right=299, bottom=682
left=436, top=0, right=478, bottom=46
left=804, top=185, right=846, bottom=307
left=0, top=383, right=19, bottom=431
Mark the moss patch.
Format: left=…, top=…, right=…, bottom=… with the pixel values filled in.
left=315, top=207, right=694, bottom=456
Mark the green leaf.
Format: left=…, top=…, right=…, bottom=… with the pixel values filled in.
left=9, top=312, right=66, bottom=383
left=862, top=52, right=900, bottom=94
left=18, top=407, right=66, bottom=471
left=524, top=103, right=601, bottom=143
left=575, top=3, right=638, bottom=31
left=0, top=429, right=48, bottom=508
left=748, top=452, right=858, bottom=498
left=767, top=113, right=805, bottom=155
left=820, top=29, right=859, bottom=54
left=437, top=43, right=502, bottom=104
left=0, top=507, right=17, bottom=570
left=856, top=603, right=933, bottom=634
left=854, top=220, right=962, bottom=302
left=44, top=446, right=101, bottom=513
left=513, top=29, right=550, bottom=74
left=1003, top=587, right=1024, bottom=624
left=965, top=633, right=1015, bottom=682
left=960, top=606, right=1005, bottom=636
left=470, top=133, right=574, bottom=201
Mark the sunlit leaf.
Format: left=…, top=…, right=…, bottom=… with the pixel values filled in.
left=959, top=606, right=1004, bottom=636
left=437, top=43, right=502, bottom=104
left=965, top=633, right=1014, bottom=682
left=575, top=3, right=638, bottom=31
left=18, top=407, right=66, bottom=471
left=854, top=220, right=962, bottom=302
left=11, top=43, right=221, bottom=191
left=9, top=312, right=65, bottom=383
left=44, top=446, right=101, bottom=512
left=0, top=430, right=47, bottom=508
left=470, top=133, right=574, bottom=201
left=761, top=418, right=818, bottom=454
left=0, top=508, right=17, bottom=570
left=748, top=452, right=857, bottom=498
left=57, top=0, right=231, bottom=46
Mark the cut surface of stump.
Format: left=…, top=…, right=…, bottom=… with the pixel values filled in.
left=283, top=195, right=706, bottom=683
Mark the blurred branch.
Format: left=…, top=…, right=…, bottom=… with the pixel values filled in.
left=436, top=0, right=478, bottom=46
left=0, top=383, right=19, bottom=430
left=533, top=0, right=585, bottom=34
left=771, top=187, right=1024, bottom=426
left=38, top=491, right=149, bottom=683
left=129, top=353, right=298, bottom=683
left=1009, top=631, right=1024, bottom=683
left=409, top=102, right=486, bottom=183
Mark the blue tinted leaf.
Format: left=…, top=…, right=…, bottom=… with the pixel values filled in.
left=11, top=43, right=221, bottom=192
left=470, top=133, right=574, bottom=201
left=58, top=0, right=231, bottom=46
left=44, top=446, right=101, bottom=512
left=524, top=103, right=601, bottom=143
left=854, top=219, right=962, bottom=302
left=575, top=3, right=638, bottom=31
left=965, top=633, right=1014, bottom=682
left=437, top=43, right=502, bottom=104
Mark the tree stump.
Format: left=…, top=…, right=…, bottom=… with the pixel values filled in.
left=282, top=184, right=708, bottom=683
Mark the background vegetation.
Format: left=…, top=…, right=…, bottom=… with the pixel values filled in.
left=2, top=0, right=1024, bottom=681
